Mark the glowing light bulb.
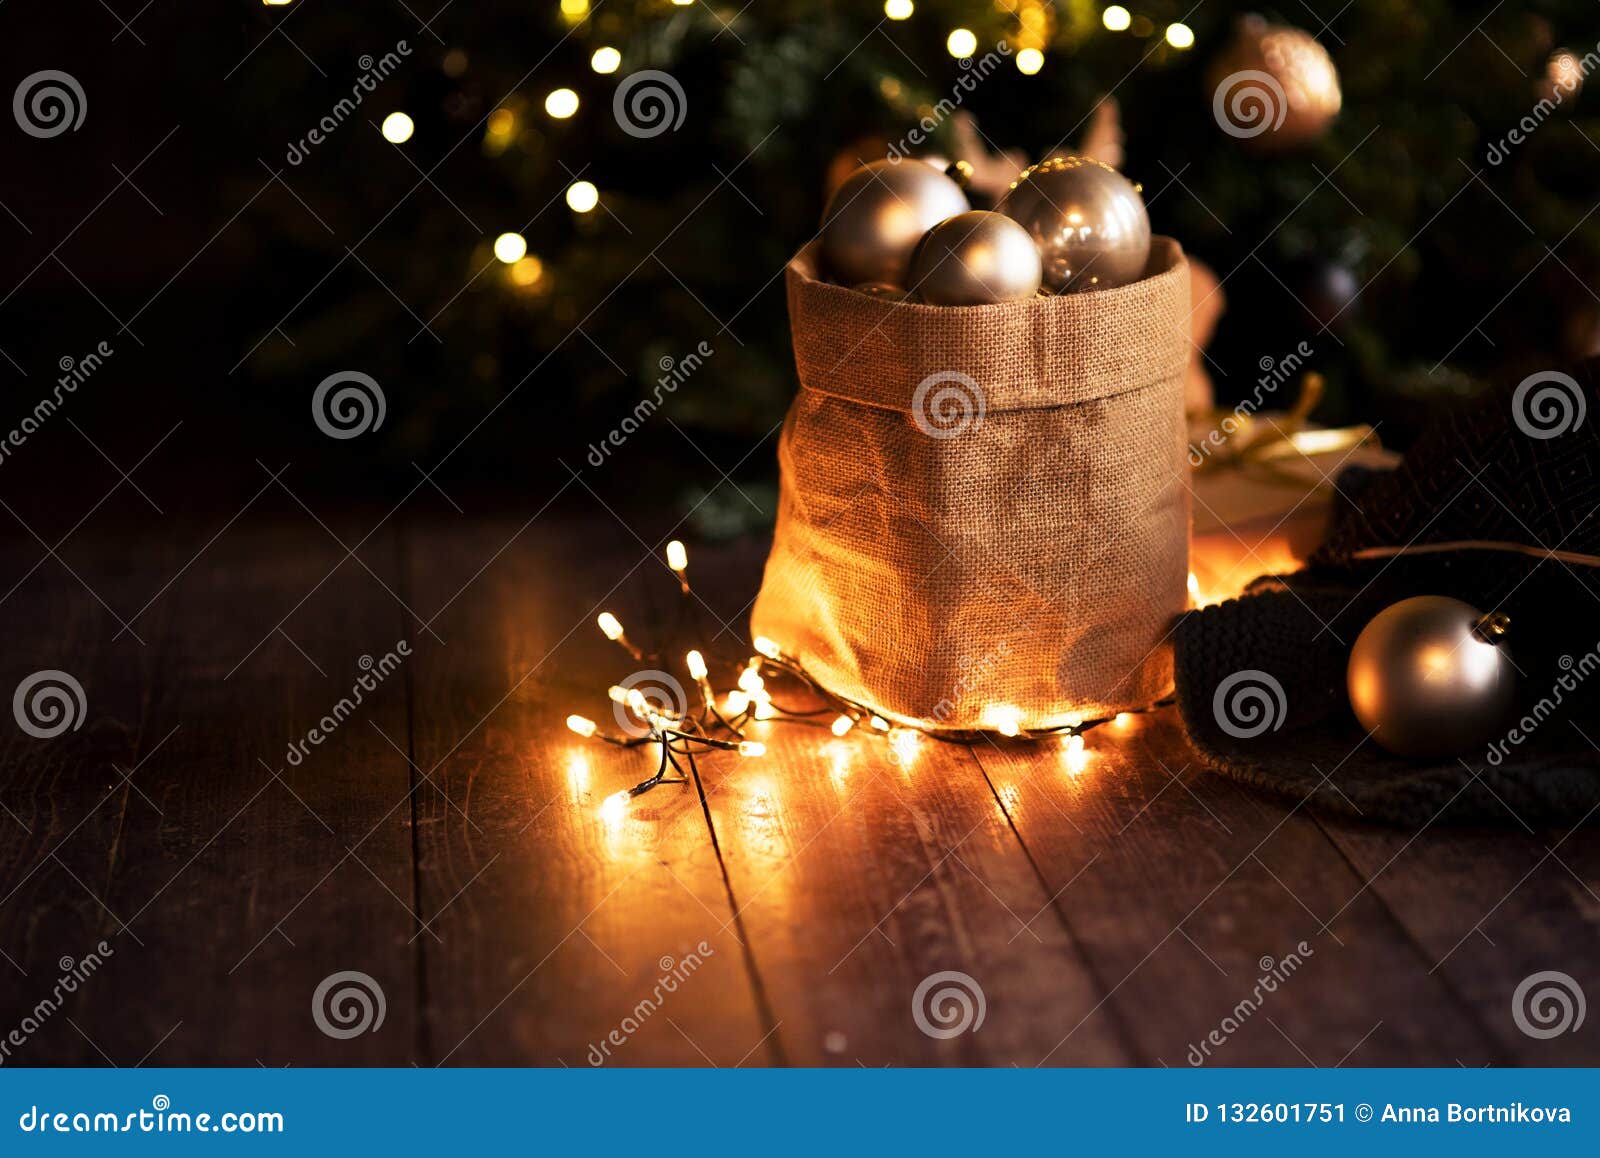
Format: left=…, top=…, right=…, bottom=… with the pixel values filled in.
left=738, top=741, right=767, bottom=758
left=600, top=790, right=629, bottom=822
left=607, top=685, right=628, bottom=704
left=380, top=112, right=414, bottom=143
left=493, top=232, right=527, bottom=264
left=884, top=0, right=913, bottom=18
left=666, top=540, right=688, bottom=573
left=870, top=716, right=889, bottom=731
left=566, top=180, right=599, bottom=212
left=544, top=88, right=580, bottom=119
left=831, top=714, right=855, bottom=737
left=725, top=690, right=750, bottom=715
left=566, top=714, right=597, bottom=738
left=889, top=727, right=919, bottom=766
left=1016, top=48, right=1044, bottom=75
left=1102, top=5, right=1131, bottom=32
left=509, top=256, right=544, bottom=287
left=737, top=668, right=765, bottom=694
left=262, top=0, right=293, bottom=5
left=753, top=697, right=776, bottom=721
left=946, top=28, right=977, bottom=57
left=686, top=650, right=708, bottom=681
left=560, top=0, right=590, bottom=18
left=754, top=636, right=781, bottom=659
left=597, top=611, right=624, bottom=640
left=1165, top=22, right=1194, bottom=49
left=983, top=704, right=1022, bottom=737
left=1065, top=733, right=1088, bottom=773
left=1187, top=571, right=1202, bottom=604
left=671, top=0, right=692, bottom=5
left=591, top=47, right=621, bottom=74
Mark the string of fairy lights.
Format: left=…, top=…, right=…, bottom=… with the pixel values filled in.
left=565, top=541, right=1164, bottom=818
left=261, top=0, right=1195, bottom=292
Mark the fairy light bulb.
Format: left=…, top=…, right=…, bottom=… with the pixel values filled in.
left=1065, top=733, right=1088, bottom=772
left=725, top=690, right=750, bottom=715
left=754, top=636, right=781, bottom=660
left=753, top=694, right=776, bottom=721
left=544, top=88, right=579, bottom=119
left=607, top=685, right=628, bottom=704
left=600, top=790, right=630, bottom=822
left=738, top=741, right=767, bottom=758
left=983, top=704, right=1022, bottom=737
left=686, top=650, right=708, bottom=682
left=1187, top=572, right=1202, bottom=605
left=666, top=540, right=688, bottom=573
left=1102, top=5, right=1131, bottom=32
left=830, top=714, right=855, bottom=737
left=946, top=28, right=977, bottom=57
left=493, top=232, right=527, bottom=264
left=566, top=181, right=599, bottom=213
left=737, top=668, right=765, bottom=694
left=566, top=714, right=597, bottom=738
left=884, top=0, right=913, bottom=18
left=597, top=612, right=624, bottom=641
left=1113, top=712, right=1132, bottom=729
left=1164, top=22, right=1194, bottom=49
left=870, top=716, right=889, bottom=731
left=380, top=112, right=414, bottom=143
left=591, top=47, right=621, bottom=74
left=1016, top=48, right=1044, bottom=75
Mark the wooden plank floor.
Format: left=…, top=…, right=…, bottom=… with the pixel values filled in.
left=1, top=501, right=1597, bottom=1066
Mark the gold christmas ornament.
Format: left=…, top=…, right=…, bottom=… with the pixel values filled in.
left=820, top=159, right=970, bottom=286
left=906, top=210, right=1043, bottom=305
left=997, top=156, right=1150, bottom=293
left=1346, top=596, right=1517, bottom=760
left=1208, top=15, right=1341, bottom=151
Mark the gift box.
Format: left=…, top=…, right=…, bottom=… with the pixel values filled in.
left=750, top=238, right=1192, bottom=732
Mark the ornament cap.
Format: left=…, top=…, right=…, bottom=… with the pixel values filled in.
left=1472, top=611, right=1511, bottom=645
left=944, top=159, right=975, bottom=190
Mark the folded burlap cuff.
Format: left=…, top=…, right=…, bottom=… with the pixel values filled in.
left=751, top=237, right=1191, bottom=730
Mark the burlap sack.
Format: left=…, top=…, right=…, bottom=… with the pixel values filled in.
left=751, top=237, right=1191, bottom=732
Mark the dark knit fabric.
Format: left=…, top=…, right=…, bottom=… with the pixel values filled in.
left=1174, top=359, right=1600, bottom=826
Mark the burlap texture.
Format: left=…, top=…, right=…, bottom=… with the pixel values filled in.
left=751, top=237, right=1191, bottom=731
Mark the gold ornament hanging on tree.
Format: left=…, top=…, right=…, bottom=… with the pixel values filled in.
left=1208, top=15, right=1341, bottom=152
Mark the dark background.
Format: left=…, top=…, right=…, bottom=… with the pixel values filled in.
left=3, top=0, right=1599, bottom=532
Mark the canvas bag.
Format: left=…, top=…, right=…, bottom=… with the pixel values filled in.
left=750, top=237, right=1192, bottom=732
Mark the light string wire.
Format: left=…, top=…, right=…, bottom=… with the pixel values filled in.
left=570, top=542, right=1168, bottom=814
